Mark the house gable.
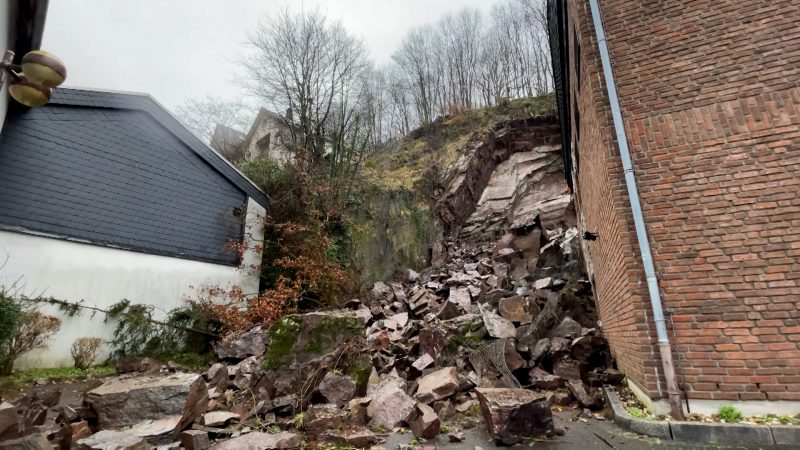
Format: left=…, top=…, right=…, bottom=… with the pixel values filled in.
left=0, top=88, right=268, bottom=265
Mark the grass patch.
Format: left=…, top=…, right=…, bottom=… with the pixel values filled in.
left=0, top=364, right=115, bottom=391
left=361, top=95, right=556, bottom=191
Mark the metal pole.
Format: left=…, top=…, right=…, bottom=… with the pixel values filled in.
left=587, top=0, right=685, bottom=420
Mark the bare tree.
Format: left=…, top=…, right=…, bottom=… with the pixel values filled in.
left=241, top=7, right=372, bottom=162
left=392, top=24, right=439, bottom=125
left=389, top=1, right=550, bottom=132
left=438, top=8, right=483, bottom=111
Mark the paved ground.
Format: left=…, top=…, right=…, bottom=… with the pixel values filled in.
left=10, top=382, right=796, bottom=449
left=383, top=411, right=796, bottom=450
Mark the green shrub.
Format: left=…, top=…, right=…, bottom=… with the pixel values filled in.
left=718, top=405, right=743, bottom=423
left=0, top=290, right=23, bottom=355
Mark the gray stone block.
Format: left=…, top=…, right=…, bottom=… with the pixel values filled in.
left=770, top=424, right=800, bottom=445
left=669, top=421, right=774, bottom=446
left=603, top=387, right=671, bottom=440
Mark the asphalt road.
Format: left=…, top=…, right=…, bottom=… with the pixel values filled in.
left=383, top=411, right=797, bottom=450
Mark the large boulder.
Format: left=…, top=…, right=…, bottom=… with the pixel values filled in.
left=84, top=373, right=201, bottom=429
left=261, top=312, right=363, bottom=371
left=210, top=431, right=302, bottom=450
left=475, top=388, right=554, bottom=445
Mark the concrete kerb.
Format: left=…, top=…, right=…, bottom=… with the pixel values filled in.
left=603, top=387, right=792, bottom=446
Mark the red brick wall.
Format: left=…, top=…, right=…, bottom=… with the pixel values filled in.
left=571, top=0, right=800, bottom=401
left=567, top=0, right=664, bottom=398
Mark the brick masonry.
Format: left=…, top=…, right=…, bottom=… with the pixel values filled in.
left=566, top=0, right=800, bottom=402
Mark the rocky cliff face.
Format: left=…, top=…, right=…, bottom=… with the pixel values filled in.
left=352, top=96, right=566, bottom=287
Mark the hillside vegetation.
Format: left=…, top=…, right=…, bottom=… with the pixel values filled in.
left=362, top=95, right=557, bottom=192
left=350, top=95, right=557, bottom=286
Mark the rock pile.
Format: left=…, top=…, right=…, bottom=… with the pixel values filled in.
left=0, top=222, right=622, bottom=449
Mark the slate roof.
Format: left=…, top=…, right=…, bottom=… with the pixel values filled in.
left=0, top=88, right=269, bottom=265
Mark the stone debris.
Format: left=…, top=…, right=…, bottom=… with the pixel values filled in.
left=84, top=373, right=201, bottom=429
left=76, top=429, right=152, bottom=450
left=478, top=304, right=517, bottom=339
left=415, top=367, right=458, bottom=403
left=315, top=372, right=357, bottom=408
left=201, top=411, right=239, bottom=427
left=408, top=403, right=440, bottom=439
left=208, top=431, right=301, bottom=449
left=0, top=181, right=620, bottom=449
left=214, top=326, right=268, bottom=360
left=475, top=388, right=554, bottom=445
left=320, top=429, right=378, bottom=448
left=180, top=430, right=210, bottom=450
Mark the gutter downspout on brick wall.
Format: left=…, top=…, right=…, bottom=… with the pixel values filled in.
left=587, top=0, right=685, bottom=420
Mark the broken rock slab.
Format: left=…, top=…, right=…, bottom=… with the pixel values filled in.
left=367, top=374, right=415, bottom=429
left=117, top=357, right=161, bottom=375
left=529, top=367, right=564, bottom=390
left=0, top=432, right=52, bottom=450
left=498, top=296, right=533, bottom=324
left=408, top=403, right=440, bottom=440
left=210, top=431, right=302, bottom=450
left=126, top=415, right=181, bottom=445
left=478, top=304, right=516, bottom=339
left=323, top=429, right=377, bottom=448
left=567, top=380, right=603, bottom=410
left=76, top=429, right=152, bottom=450
left=316, top=372, right=357, bottom=407
left=214, top=326, right=268, bottom=360
left=180, top=430, right=210, bottom=450
left=201, top=411, right=240, bottom=427
left=550, top=317, right=582, bottom=339
left=415, top=367, right=459, bottom=403
left=84, top=373, right=201, bottom=429
left=304, top=404, right=348, bottom=432
left=475, top=388, right=554, bottom=445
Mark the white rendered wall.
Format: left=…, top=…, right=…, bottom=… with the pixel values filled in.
left=0, top=198, right=266, bottom=369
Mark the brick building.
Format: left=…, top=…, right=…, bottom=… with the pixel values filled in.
left=548, top=0, right=800, bottom=416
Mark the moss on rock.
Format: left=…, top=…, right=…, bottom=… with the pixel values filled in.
left=262, top=315, right=302, bottom=370
left=303, top=315, right=363, bottom=354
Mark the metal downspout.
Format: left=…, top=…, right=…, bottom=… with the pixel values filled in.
left=587, top=0, right=685, bottom=420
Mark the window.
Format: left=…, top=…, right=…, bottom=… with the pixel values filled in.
left=256, top=133, right=271, bottom=157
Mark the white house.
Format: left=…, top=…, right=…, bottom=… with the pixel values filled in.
left=0, top=86, right=269, bottom=368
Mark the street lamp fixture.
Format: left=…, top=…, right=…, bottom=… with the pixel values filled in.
left=1, top=49, right=67, bottom=107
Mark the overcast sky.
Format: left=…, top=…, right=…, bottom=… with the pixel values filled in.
left=43, top=0, right=495, bottom=111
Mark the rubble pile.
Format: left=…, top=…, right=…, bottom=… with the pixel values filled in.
left=0, top=120, right=623, bottom=448
left=0, top=217, right=623, bottom=450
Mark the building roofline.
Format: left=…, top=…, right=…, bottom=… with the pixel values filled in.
left=47, top=86, right=270, bottom=208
